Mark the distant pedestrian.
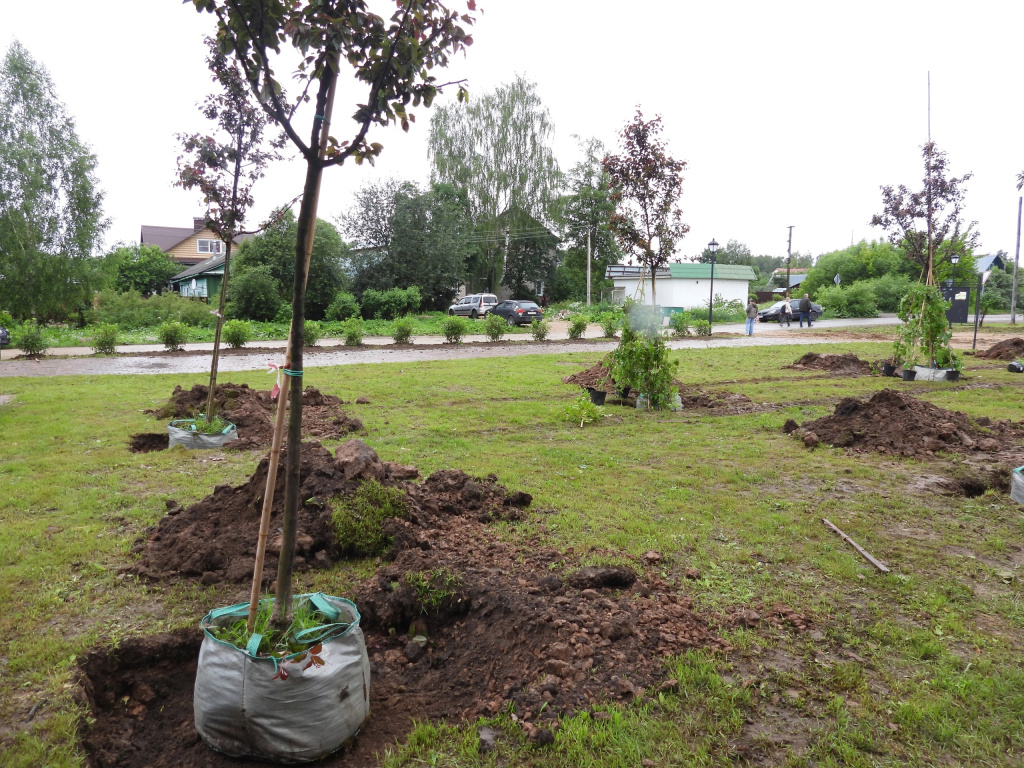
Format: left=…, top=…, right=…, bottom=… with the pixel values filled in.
left=799, top=293, right=813, bottom=327
left=745, top=297, right=758, bottom=336
left=780, top=296, right=793, bottom=327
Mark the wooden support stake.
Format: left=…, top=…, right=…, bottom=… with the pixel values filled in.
left=822, top=518, right=890, bottom=574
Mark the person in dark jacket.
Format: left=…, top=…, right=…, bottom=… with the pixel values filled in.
left=799, top=293, right=812, bottom=327
left=745, top=298, right=758, bottom=336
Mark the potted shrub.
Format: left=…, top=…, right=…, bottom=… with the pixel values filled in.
left=610, top=318, right=678, bottom=409
left=167, top=413, right=238, bottom=449
left=894, top=283, right=959, bottom=382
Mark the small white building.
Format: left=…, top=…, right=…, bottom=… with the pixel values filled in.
left=606, top=263, right=758, bottom=312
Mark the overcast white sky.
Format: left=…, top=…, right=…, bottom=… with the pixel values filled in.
left=4, top=1, right=1023, bottom=262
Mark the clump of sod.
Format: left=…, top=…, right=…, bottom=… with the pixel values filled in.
left=332, top=479, right=409, bottom=557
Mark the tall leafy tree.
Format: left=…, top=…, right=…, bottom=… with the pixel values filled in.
left=553, top=137, right=619, bottom=302
left=341, top=180, right=473, bottom=309
left=177, top=38, right=282, bottom=420
left=870, top=142, right=978, bottom=284
left=105, top=243, right=180, bottom=294
left=500, top=209, right=560, bottom=298
left=193, top=0, right=475, bottom=622
left=0, top=41, right=107, bottom=320
left=428, top=76, right=561, bottom=291
left=385, top=183, right=474, bottom=309
left=603, top=109, right=688, bottom=305
left=232, top=209, right=346, bottom=320
left=339, top=176, right=417, bottom=283
left=340, top=177, right=415, bottom=252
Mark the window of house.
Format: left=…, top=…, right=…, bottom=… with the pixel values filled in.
left=197, top=239, right=223, bottom=255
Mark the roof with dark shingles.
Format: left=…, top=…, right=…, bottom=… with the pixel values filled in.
left=170, top=255, right=226, bottom=281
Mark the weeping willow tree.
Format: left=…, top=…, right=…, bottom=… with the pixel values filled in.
left=0, top=41, right=107, bottom=320
left=428, top=76, right=561, bottom=292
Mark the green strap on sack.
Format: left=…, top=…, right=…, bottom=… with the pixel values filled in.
left=309, top=592, right=340, bottom=622
left=246, top=633, right=263, bottom=657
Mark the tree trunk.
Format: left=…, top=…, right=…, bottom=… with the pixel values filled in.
left=273, top=164, right=319, bottom=624
left=272, top=60, right=338, bottom=626
left=205, top=129, right=245, bottom=421
left=204, top=241, right=232, bottom=420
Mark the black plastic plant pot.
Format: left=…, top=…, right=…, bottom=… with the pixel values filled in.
left=587, top=387, right=607, bottom=406
left=901, top=368, right=917, bottom=381
left=945, top=370, right=961, bottom=382
left=615, top=385, right=631, bottom=399
left=880, top=362, right=896, bottom=377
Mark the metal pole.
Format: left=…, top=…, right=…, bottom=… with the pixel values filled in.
left=972, top=271, right=983, bottom=350
left=708, top=256, right=715, bottom=332
left=586, top=228, right=592, bottom=306
left=786, top=225, right=793, bottom=293
left=1011, top=196, right=1021, bottom=325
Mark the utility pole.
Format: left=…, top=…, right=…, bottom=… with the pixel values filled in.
left=586, top=228, right=592, bottom=306
left=1012, top=196, right=1021, bottom=325
left=786, top=225, right=793, bottom=296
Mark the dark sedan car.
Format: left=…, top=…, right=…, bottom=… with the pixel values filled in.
left=491, top=300, right=543, bottom=326
left=758, top=298, right=823, bottom=323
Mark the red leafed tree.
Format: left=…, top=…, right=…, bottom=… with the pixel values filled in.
left=176, top=38, right=283, bottom=423
left=602, top=109, right=689, bottom=305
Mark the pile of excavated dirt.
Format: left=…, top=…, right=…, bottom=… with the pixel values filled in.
left=562, top=361, right=617, bottom=393
left=787, top=352, right=873, bottom=375
left=85, top=444, right=810, bottom=767
left=976, top=338, right=1024, bottom=361
left=677, top=388, right=756, bottom=412
left=790, top=388, right=1024, bottom=460
left=132, top=383, right=364, bottom=452
left=128, top=440, right=529, bottom=587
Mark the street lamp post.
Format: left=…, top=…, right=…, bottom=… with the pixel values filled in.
left=707, top=239, right=719, bottom=331
left=946, top=252, right=960, bottom=329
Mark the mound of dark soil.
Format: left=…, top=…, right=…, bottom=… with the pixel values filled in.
left=82, top=521, right=809, bottom=768
left=85, top=443, right=815, bottom=767
left=976, top=337, right=1024, bottom=361
left=128, top=440, right=532, bottom=587
left=788, top=353, right=873, bottom=375
left=142, top=383, right=364, bottom=451
left=562, top=361, right=617, bottom=393
left=677, top=388, right=755, bottom=411
left=792, top=388, right=1024, bottom=458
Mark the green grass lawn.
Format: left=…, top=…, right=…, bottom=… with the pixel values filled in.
left=2, top=341, right=1024, bottom=766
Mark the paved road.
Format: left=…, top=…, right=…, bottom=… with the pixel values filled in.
left=0, top=314, right=1014, bottom=378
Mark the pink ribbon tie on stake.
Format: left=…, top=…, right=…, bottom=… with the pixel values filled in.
left=267, top=362, right=284, bottom=400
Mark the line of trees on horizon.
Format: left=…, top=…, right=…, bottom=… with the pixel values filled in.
left=3, top=37, right=1020, bottom=328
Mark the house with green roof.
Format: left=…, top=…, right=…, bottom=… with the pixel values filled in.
left=605, top=262, right=758, bottom=312
left=169, top=255, right=225, bottom=300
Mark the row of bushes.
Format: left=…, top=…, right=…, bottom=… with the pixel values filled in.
left=325, top=286, right=421, bottom=322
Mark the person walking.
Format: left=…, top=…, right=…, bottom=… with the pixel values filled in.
left=780, top=295, right=793, bottom=327
left=799, top=293, right=813, bottom=327
left=745, top=297, right=758, bottom=336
